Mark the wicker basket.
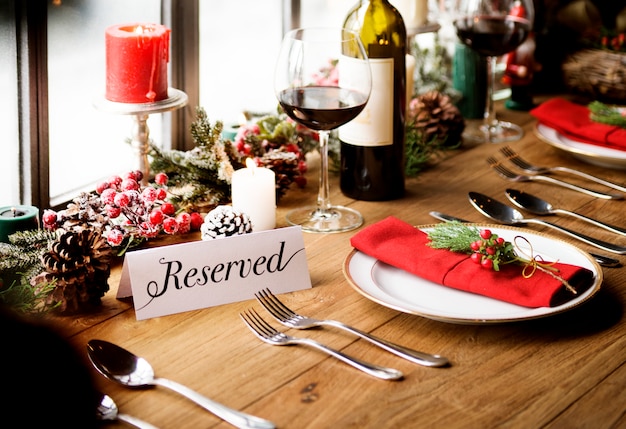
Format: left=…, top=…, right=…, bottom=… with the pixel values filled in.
left=562, top=49, right=626, bottom=102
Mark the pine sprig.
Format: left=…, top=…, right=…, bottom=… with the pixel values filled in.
left=426, top=221, right=481, bottom=253
left=588, top=101, right=626, bottom=128
left=427, top=222, right=576, bottom=293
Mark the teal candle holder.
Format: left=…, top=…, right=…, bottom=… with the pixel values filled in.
left=0, top=205, right=40, bottom=243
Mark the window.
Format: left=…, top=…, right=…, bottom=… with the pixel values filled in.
left=5, top=0, right=359, bottom=209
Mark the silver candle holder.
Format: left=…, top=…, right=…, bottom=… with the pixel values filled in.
left=94, top=88, right=188, bottom=184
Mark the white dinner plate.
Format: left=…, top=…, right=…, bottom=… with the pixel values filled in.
left=535, top=123, right=626, bottom=170
left=343, top=224, right=602, bottom=324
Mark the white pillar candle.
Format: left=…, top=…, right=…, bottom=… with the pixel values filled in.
left=231, top=159, right=276, bottom=232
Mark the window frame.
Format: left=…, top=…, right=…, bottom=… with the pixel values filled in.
left=15, top=0, right=301, bottom=210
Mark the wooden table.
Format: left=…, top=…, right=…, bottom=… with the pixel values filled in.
left=52, top=102, right=626, bottom=428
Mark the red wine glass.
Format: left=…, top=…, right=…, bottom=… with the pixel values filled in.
left=454, top=0, right=534, bottom=143
left=275, top=27, right=371, bottom=232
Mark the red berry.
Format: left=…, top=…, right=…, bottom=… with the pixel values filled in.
left=294, top=176, right=307, bottom=188
left=479, top=229, right=492, bottom=239
left=156, top=188, right=167, bottom=200
left=176, top=212, right=191, bottom=234
left=100, top=188, right=117, bottom=205
left=470, top=240, right=481, bottom=251
left=298, top=160, right=307, bottom=173
left=486, top=246, right=496, bottom=255
left=470, top=253, right=482, bottom=264
left=481, top=258, right=494, bottom=270
left=96, top=181, right=110, bottom=194
left=121, top=178, right=140, bottom=191
left=149, top=209, right=164, bottom=225
left=162, top=217, right=178, bottom=234
left=114, top=192, right=130, bottom=207
left=142, top=187, right=158, bottom=204
left=106, top=229, right=124, bottom=246
left=160, top=202, right=175, bottom=216
left=154, top=172, right=168, bottom=186
left=496, top=237, right=505, bottom=246
left=42, top=210, right=57, bottom=227
left=108, top=175, right=123, bottom=189
left=133, top=170, right=143, bottom=182
left=190, top=212, right=204, bottom=230
left=106, top=205, right=122, bottom=218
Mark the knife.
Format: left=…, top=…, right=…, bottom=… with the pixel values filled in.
left=428, top=211, right=621, bottom=268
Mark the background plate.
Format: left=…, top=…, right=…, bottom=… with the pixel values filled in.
left=343, top=224, right=602, bottom=324
left=535, top=123, right=626, bottom=170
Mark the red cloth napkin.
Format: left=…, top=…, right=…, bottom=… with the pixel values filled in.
left=350, top=216, right=594, bottom=308
left=530, top=98, right=626, bottom=149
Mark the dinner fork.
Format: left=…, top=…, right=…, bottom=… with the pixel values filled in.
left=486, top=157, right=623, bottom=200
left=255, top=288, right=449, bottom=367
left=240, top=309, right=403, bottom=380
left=500, top=146, right=626, bottom=193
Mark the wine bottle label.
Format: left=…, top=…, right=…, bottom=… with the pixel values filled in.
left=339, top=58, right=393, bottom=147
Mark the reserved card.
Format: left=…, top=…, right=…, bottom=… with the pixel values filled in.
left=118, top=226, right=311, bottom=320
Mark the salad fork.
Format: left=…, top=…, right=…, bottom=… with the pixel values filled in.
left=254, top=288, right=449, bottom=367
left=500, top=146, right=626, bottom=193
left=240, top=309, right=403, bottom=380
left=486, top=156, right=623, bottom=200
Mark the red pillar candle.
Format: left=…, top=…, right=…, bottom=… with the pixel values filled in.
left=105, top=23, right=170, bottom=103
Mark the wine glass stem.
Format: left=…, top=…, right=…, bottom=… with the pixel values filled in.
left=484, top=55, right=498, bottom=133
left=317, top=130, right=332, bottom=212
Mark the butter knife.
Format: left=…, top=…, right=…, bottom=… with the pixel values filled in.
left=428, top=211, right=621, bottom=268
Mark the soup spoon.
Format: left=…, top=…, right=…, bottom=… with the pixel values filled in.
left=87, top=340, right=276, bottom=429
left=468, top=191, right=626, bottom=255
left=97, top=393, right=159, bottom=429
left=505, top=188, right=626, bottom=236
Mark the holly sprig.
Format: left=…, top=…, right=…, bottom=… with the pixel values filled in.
left=427, top=222, right=576, bottom=293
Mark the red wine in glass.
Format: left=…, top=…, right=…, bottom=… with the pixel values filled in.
left=274, top=27, right=372, bottom=233
left=278, top=86, right=368, bottom=131
left=454, top=0, right=534, bottom=143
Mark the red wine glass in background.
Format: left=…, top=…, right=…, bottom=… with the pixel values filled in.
left=454, top=0, right=534, bottom=143
left=275, top=27, right=371, bottom=232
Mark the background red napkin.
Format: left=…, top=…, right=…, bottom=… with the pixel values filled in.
left=350, top=216, right=594, bottom=308
left=531, top=98, right=626, bottom=149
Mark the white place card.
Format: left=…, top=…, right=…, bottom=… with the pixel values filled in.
left=117, top=226, right=311, bottom=320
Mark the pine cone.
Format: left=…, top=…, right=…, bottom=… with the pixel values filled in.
left=200, top=206, right=253, bottom=240
left=408, top=91, right=465, bottom=147
left=260, top=150, right=302, bottom=201
left=31, top=226, right=113, bottom=313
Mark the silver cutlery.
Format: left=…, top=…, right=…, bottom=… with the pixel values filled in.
left=500, top=146, right=626, bottom=193
left=87, top=340, right=276, bottom=429
left=254, top=288, right=448, bottom=367
left=505, top=188, right=626, bottom=236
left=468, top=191, right=626, bottom=255
left=486, top=156, right=623, bottom=200
left=428, top=210, right=621, bottom=267
left=97, top=393, right=160, bottom=429
left=240, top=309, right=404, bottom=380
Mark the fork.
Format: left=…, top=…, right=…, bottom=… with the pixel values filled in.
left=254, top=288, right=449, bottom=367
left=486, top=157, right=623, bottom=200
left=240, top=309, right=403, bottom=380
left=500, top=146, right=626, bottom=193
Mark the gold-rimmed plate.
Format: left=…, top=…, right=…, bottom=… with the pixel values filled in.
left=343, top=224, right=602, bottom=324
left=535, top=123, right=626, bottom=170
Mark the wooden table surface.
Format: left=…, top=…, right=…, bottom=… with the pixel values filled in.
left=51, top=102, right=626, bottom=428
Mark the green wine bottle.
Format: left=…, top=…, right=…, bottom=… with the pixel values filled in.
left=340, top=0, right=406, bottom=201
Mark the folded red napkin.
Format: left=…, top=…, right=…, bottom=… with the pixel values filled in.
left=530, top=98, right=626, bottom=150
left=350, top=216, right=594, bottom=308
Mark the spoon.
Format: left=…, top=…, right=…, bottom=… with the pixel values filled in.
left=428, top=210, right=621, bottom=267
left=468, top=191, right=626, bottom=255
left=505, top=188, right=626, bottom=236
left=97, top=393, right=160, bottom=429
left=87, top=340, right=276, bottom=429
